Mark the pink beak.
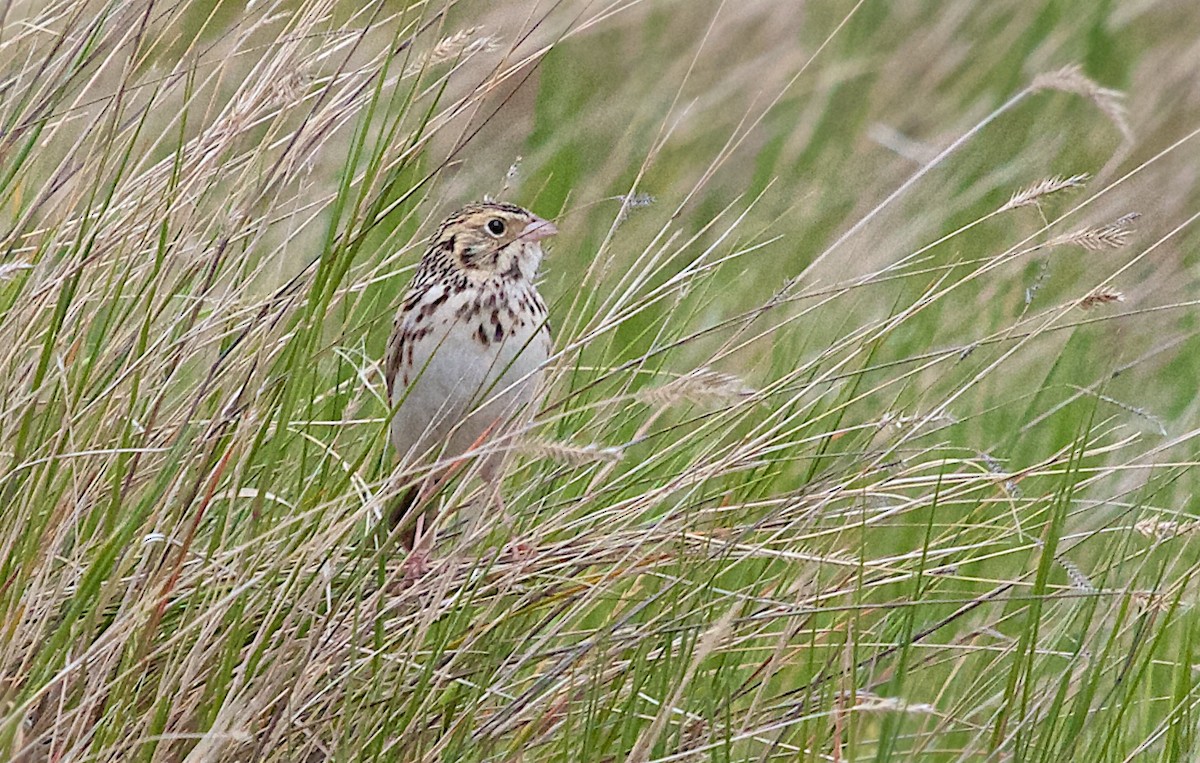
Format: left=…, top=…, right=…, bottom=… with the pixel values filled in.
left=521, top=216, right=558, bottom=242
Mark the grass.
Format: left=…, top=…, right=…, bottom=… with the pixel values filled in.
left=3, top=0, right=1200, bottom=760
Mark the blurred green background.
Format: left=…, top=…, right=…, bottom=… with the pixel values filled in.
left=3, top=0, right=1200, bottom=760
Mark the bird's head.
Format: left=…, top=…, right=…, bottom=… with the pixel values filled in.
left=431, top=201, right=557, bottom=282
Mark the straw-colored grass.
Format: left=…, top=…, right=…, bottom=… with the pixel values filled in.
left=3, top=1, right=1200, bottom=761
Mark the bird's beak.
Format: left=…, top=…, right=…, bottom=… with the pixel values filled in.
left=522, top=216, right=558, bottom=242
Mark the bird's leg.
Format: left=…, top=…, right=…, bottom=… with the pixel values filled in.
left=401, top=510, right=434, bottom=583
left=394, top=453, right=484, bottom=582
left=472, top=430, right=539, bottom=565
left=486, top=475, right=536, bottom=565
left=388, top=482, right=422, bottom=545
left=393, top=475, right=439, bottom=583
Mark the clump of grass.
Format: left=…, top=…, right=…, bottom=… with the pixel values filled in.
left=3, top=1, right=1200, bottom=762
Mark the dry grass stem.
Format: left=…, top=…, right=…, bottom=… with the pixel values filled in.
left=0, top=261, right=31, bottom=281
left=1130, top=591, right=1182, bottom=613
left=1031, top=64, right=1134, bottom=146
left=851, top=694, right=939, bottom=715
left=405, top=27, right=502, bottom=77
left=637, top=368, right=756, bottom=408
left=521, top=439, right=625, bottom=466
left=997, top=173, right=1089, bottom=213
left=3, top=2, right=1199, bottom=761
left=614, top=192, right=657, bottom=223
left=1048, top=212, right=1140, bottom=251
left=1079, top=286, right=1126, bottom=310
left=1057, top=557, right=1097, bottom=593
left=1135, top=518, right=1200, bottom=541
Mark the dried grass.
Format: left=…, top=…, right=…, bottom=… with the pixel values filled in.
left=1032, top=64, right=1135, bottom=147
left=1048, top=212, right=1141, bottom=251
left=1079, top=285, right=1126, bottom=310
left=2, top=1, right=1199, bottom=761
left=997, top=173, right=1090, bottom=213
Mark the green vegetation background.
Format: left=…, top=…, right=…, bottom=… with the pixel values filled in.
left=2, top=0, right=1200, bottom=761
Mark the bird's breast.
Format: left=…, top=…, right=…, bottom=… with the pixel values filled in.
left=392, top=282, right=549, bottom=398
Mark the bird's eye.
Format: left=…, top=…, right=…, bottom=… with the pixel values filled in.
left=486, top=218, right=506, bottom=236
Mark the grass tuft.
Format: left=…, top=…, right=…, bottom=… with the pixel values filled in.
left=3, top=1, right=1200, bottom=762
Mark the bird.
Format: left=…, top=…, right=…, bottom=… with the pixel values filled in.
left=383, top=201, right=556, bottom=571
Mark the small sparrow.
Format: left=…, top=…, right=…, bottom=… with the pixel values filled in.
left=384, top=201, right=556, bottom=557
